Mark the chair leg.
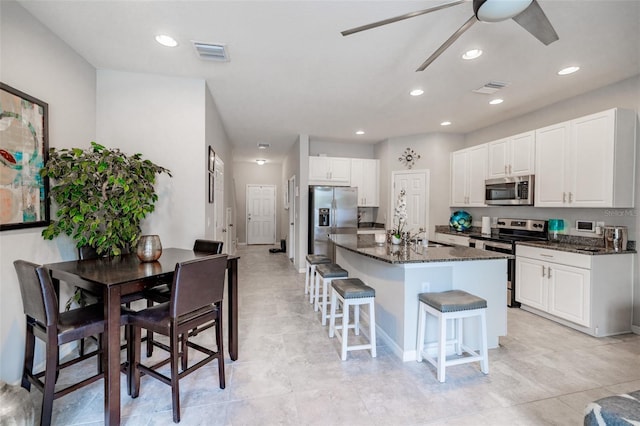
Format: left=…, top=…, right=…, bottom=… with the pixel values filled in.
left=41, top=334, right=59, bottom=426
left=416, top=303, right=426, bottom=363
left=170, top=330, right=181, bottom=423
left=22, top=323, right=35, bottom=391
left=369, top=300, right=377, bottom=358
left=480, top=310, right=489, bottom=375
left=437, top=314, right=447, bottom=383
left=341, top=299, right=349, bottom=361
left=329, top=290, right=337, bottom=338
left=216, top=310, right=226, bottom=389
left=131, top=326, right=142, bottom=399
left=146, top=300, right=155, bottom=358
left=97, top=333, right=103, bottom=374
left=79, top=338, right=86, bottom=357
left=181, top=333, right=188, bottom=372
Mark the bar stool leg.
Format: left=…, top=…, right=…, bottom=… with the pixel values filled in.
left=313, top=272, right=321, bottom=312
left=329, top=290, right=337, bottom=338
left=455, top=317, right=463, bottom=355
left=321, top=277, right=331, bottom=326
left=480, top=310, right=489, bottom=374
left=341, top=298, right=349, bottom=361
left=369, top=300, right=377, bottom=358
left=437, top=313, right=447, bottom=383
left=416, top=303, right=426, bottom=362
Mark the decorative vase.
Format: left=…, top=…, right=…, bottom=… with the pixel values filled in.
left=136, top=235, right=162, bottom=262
left=391, top=235, right=402, bottom=245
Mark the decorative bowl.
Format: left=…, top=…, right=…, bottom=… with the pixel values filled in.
left=449, top=210, right=472, bottom=232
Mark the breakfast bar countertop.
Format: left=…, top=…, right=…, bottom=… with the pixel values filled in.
left=330, top=234, right=512, bottom=265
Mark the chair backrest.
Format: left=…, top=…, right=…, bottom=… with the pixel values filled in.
left=14, top=260, right=58, bottom=328
left=193, top=239, right=223, bottom=254
left=170, top=254, right=227, bottom=319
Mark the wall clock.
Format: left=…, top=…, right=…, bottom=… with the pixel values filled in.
left=398, top=147, right=421, bottom=169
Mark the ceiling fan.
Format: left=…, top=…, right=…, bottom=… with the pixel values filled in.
left=341, top=0, right=559, bottom=72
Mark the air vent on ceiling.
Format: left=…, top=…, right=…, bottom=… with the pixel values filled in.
left=472, top=81, right=510, bottom=95
left=192, top=41, right=229, bottom=61
left=257, top=143, right=270, bottom=149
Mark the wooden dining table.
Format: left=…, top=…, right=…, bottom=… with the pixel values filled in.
left=45, top=248, right=239, bottom=426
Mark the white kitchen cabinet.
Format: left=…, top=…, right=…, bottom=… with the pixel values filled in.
left=516, top=244, right=632, bottom=336
left=450, top=144, right=487, bottom=207
left=309, top=156, right=351, bottom=186
left=434, top=232, right=470, bottom=247
left=350, top=158, right=379, bottom=207
left=487, top=131, right=535, bottom=178
left=535, top=108, right=636, bottom=208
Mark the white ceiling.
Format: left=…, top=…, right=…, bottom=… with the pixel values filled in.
left=17, top=1, right=640, bottom=163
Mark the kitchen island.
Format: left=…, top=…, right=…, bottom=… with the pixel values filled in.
left=330, top=234, right=511, bottom=361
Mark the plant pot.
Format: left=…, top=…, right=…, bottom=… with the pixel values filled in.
left=391, top=235, right=402, bottom=245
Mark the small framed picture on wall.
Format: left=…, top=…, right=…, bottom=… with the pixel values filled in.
left=208, top=146, right=215, bottom=173
left=209, top=172, right=214, bottom=203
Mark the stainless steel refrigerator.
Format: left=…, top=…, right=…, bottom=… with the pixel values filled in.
left=308, top=186, right=358, bottom=258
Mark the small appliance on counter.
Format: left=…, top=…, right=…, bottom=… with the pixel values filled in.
left=604, top=226, right=628, bottom=252
left=548, top=218, right=564, bottom=240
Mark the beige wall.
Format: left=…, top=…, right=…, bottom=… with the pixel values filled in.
left=233, top=161, right=284, bottom=244
left=0, top=0, right=97, bottom=384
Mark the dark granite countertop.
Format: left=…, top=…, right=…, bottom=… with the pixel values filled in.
left=516, top=240, right=636, bottom=256
left=330, top=234, right=512, bottom=265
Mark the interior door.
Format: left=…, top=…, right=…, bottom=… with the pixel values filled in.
left=392, top=170, right=429, bottom=235
left=246, top=184, right=276, bottom=245
left=214, top=156, right=225, bottom=243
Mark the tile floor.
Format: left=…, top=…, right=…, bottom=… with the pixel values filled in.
left=28, top=244, right=640, bottom=425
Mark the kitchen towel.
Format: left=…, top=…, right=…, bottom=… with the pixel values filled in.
left=481, top=216, right=491, bottom=235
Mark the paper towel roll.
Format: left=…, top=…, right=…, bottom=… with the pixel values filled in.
left=481, top=216, right=491, bottom=235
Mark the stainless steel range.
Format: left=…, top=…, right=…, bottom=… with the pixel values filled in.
left=469, top=218, right=548, bottom=307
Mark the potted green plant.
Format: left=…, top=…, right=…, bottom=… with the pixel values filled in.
left=40, top=142, right=171, bottom=306
left=391, top=189, right=408, bottom=244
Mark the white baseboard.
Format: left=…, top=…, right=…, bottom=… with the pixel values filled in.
left=632, top=324, right=640, bottom=335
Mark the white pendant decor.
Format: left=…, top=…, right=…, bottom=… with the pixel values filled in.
left=398, top=147, right=420, bottom=169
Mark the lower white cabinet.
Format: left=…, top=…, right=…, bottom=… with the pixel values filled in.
left=516, top=245, right=632, bottom=336
left=434, top=232, right=470, bottom=247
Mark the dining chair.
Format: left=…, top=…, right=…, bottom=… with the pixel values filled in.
left=76, top=245, right=145, bottom=357
left=13, top=260, right=128, bottom=426
left=128, top=254, right=228, bottom=423
left=144, top=239, right=223, bottom=357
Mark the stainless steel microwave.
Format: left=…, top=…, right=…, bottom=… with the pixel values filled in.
left=485, top=175, right=534, bottom=206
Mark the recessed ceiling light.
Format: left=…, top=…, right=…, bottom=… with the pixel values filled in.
left=440, top=121, right=452, bottom=126
left=489, top=98, right=504, bottom=105
left=256, top=159, right=266, bottom=165
left=155, top=34, right=178, bottom=47
left=410, top=89, right=424, bottom=96
left=558, top=66, right=580, bottom=75
left=355, top=130, right=365, bottom=135
left=462, top=49, right=483, bottom=60
left=257, top=142, right=270, bottom=149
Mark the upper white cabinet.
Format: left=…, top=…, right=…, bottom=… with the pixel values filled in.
left=309, top=156, right=351, bottom=186
left=487, top=131, right=535, bottom=178
left=535, top=108, right=636, bottom=208
left=350, top=159, right=379, bottom=207
left=450, top=144, right=487, bottom=207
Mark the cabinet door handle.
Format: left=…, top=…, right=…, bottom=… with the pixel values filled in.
left=568, top=192, right=573, bottom=203
left=548, top=267, right=552, bottom=278
left=540, top=254, right=554, bottom=258
left=505, top=165, right=508, bottom=175
left=542, top=265, right=546, bottom=278
left=562, top=192, right=567, bottom=203
left=509, top=165, right=512, bottom=175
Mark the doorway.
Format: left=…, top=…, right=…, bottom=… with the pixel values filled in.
left=391, top=170, right=430, bottom=235
left=287, top=175, right=296, bottom=262
left=246, top=184, right=276, bottom=245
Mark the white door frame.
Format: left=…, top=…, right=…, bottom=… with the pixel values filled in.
left=287, top=175, right=296, bottom=261
left=390, top=169, right=430, bottom=235
left=214, top=156, right=225, bottom=243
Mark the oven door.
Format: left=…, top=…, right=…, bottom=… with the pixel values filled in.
left=481, top=240, right=517, bottom=307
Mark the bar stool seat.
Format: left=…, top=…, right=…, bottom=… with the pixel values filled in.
left=305, top=254, right=331, bottom=303
left=416, top=290, right=488, bottom=383
left=329, top=278, right=376, bottom=360
left=314, top=263, right=348, bottom=325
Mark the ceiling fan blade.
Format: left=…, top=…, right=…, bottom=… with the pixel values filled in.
left=512, top=0, right=559, bottom=45
left=341, top=0, right=466, bottom=37
left=416, top=15, right=477, bottom=72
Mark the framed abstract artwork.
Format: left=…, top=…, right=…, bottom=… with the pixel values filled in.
left=0, top=83, right=50, bottom=230
left=208, top=146, right=215, bottom=173
left=209, top=172, right=214, bottom=204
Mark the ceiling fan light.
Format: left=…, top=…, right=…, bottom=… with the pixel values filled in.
left=475, top=0, right=533, bottom=22
left=462, top=49, right=483, bottom=60
left=558, top=66, right=580, bottom=75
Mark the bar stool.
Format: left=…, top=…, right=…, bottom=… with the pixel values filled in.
left=416, top=290, right=488, bottom=383
left=314, top=263, right=348, bottom=325
left=329, top=278, right=376, bottom=360
left=305, top=254, right=331, bottom=303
